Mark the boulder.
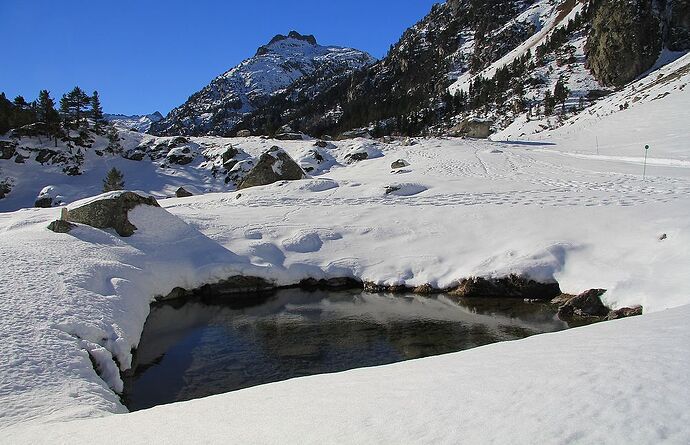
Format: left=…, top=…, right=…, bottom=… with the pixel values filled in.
left=0, top=141, right=17, bottom=160
left=14, top=154, right=27, bottom=164
left=314, top=140, right=329, bottom=148
left=66, top=191, right=160, bottom=237
left=166, top=146, right=194, bottom=165
left=47, top=219, right=76, bottom=234
left=237, top=146, right=306, bottom=190
left=175, top=187, right=193, bottom=198
left=168, top=136, right=190, bottom=147
left=607, top=305, right=643, bottom=320
left=221, top=146, right=238, bottom=168
left=391, top=159, right=410, bottom=169
left=236, top=129, right=252, bottom=137
left=449, top=117, right=493, bottom=138
left=557, top=289, right=609, bottom=319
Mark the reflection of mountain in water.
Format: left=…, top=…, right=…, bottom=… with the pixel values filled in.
left=123, top=290, right=568, bottom=411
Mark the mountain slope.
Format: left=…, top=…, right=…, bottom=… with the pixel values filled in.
left=150, top=31, right=375, bottom=137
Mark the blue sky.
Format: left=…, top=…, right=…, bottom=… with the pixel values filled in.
left=0, top=1, right=439, bottom=115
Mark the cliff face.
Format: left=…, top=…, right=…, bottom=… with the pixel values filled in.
left=587, top=0, right=690, bottom=87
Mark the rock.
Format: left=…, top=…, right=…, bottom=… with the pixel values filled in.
left=0, top=181, right=9, bottom=200
left=221, top=146, right=238, bottom=168
left=168, top=136, right=190, bottom=147
left=14, top=154, right=27, bottom=163
left=299, top=277, right=362, bottom=290
left=391, top=159, right=410, bottom=169
left=346, top=152, right=369, bottom=162
left=237, top=146, right=306, bottom=190
left=175, top=187, right=193, bottom=198
left=401, top=137, right=417, bottom=146
left=659, top=233, right=667, bottom=241
left=314, top=140, right=328, bottom=148
left=607, top=305, right=643, bottom=320
left=412, top=284, right=435, bottom=295
left=274, top=132, right=305, bottom=141
left=35, top=149, right=58, bottom=164
left=384, top=185, right=401, bottom=195
left=557, top=289, right=609, bottom=319
left=338, top=129, right=372, bottom=140
left=236, top=129, right=252, bottom=137
left=66, top=191, right=160, bottom=237
left=448, top=275, right=561, bottom=300
left=449, top=117, right=493, bottom=138
left=47, top=219, right=76, bottom=234
left=124, top=150, right=146, bottom=161
left=196, top=276, right=275, bottom=299
left=166, top=147, right=194, bottom=165
left=0, top=141, right=17, bottom=160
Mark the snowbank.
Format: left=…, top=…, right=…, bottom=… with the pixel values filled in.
left=6, top=304, right=690, bottom=444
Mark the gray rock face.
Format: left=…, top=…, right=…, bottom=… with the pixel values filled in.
left=236, top=129, right=252, bottom=137
left=557, top=289, right=609, bottom=318
left=587, top=0, right=662, bottom=87
left=450, top=118, right=493, bottom=138
left=66, top=191, right=160, bottom=237
left=237, top=147, right=306, bottom=190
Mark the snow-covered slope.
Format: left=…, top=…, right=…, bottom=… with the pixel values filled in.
left=104, top=112, right=163, bottom=133
left=150, top=31, right=375, bottom=136
left=1, top=67, right=690, bottom=439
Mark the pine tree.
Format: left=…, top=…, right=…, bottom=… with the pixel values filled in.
left=102, top=167, right=125, bottom=192
left=60, top=87, right=91, bottom=129
left=37, top=90, right=62, bottom=145
left=553, top=76, right=570, bottom=113
left=105, top=125, right=122, bottom=154
left=91, top=91, right=105, bottom=134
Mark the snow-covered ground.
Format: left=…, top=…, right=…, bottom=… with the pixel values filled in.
left=1, top=54, right=690, bottom=442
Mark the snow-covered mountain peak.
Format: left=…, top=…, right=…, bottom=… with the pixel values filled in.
left=150, top=32, right=375, bottom=136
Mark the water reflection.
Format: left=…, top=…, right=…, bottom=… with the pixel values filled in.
left=123, top=289, right=568, bottom=411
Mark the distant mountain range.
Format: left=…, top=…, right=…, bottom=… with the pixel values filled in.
left=105, top=112, right=164, bottom=132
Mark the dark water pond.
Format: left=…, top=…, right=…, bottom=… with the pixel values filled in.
left=123, top=289, right=570, bottom=411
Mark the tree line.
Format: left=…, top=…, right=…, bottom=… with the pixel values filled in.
left=0, top=87, right=108, bottom=145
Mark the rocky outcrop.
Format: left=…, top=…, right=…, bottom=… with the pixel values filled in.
left=587, top=0, right=663, bottom=87
left=159, top=276, right=275, bottom=302
left=607, top=305, right=643, bottom=320
left=448, top=275, right=561, bottom=300
left=175, top=187, right=193, bottom=198
left=66, top=191, right=160, bottom=237
left=0, top=141, right=17, bottom=160
left=237, top=146, right=306, bottom=190
left=450, top=118, right=493, bottom=138
left=557, top=288, right=610, bottom=318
